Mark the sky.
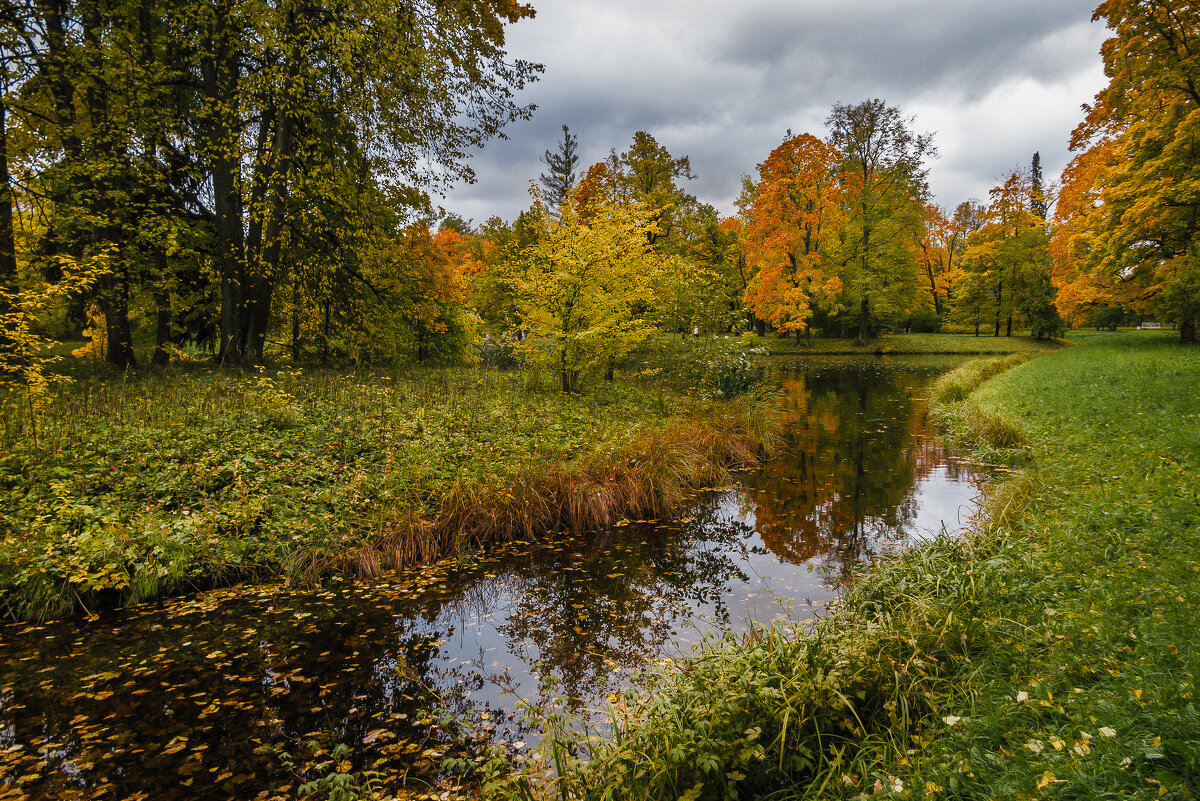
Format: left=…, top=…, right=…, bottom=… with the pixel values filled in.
left=440, top=0, right=1110, bottom=225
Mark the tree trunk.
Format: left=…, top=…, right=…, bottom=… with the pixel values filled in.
left=1005, top=314, right=1013, bottom=337
left=858, top=226, right=871, bottom=345
left=151, top=249, right=171, bottom=367
left=291, top=279, right=301, bottom=362
left=0, top=98, right=18, bottom=368
left=99, top=261, right=137, bottom=368
left=1182, top=316, right=1196, bottom=344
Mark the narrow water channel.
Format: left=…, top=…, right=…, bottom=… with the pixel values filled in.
left=0, top=356, right=982, bottom=799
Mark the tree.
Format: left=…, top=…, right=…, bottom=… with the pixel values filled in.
left=1030, top=151, right=1048, bottom=220
left=1066, top=0, right=1200, bottom=342
left=0, top=0, right=541, bottom=369
left=962, top=172, right=1061, bottom=338
left=512, top=185, right=667, bottom=392
left=608, top=131, right=696, bottom=251
left=539, top=124, right=579, bottom=210
left=742, top=133, right=845, bottom=343
left=826, top=99, right=935, bottom=343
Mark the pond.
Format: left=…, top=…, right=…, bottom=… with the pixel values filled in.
left=0, top=356, right=983, bottom=799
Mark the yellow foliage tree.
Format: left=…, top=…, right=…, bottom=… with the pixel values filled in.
left=512, top=185, right=668, bottom=392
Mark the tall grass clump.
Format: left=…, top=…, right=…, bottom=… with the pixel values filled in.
left=511, top=335, right=1200, bottom=801
left=927, top=354, right=1029, bottom=459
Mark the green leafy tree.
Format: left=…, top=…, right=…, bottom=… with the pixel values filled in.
left=826, top=99, right=935, bottom=343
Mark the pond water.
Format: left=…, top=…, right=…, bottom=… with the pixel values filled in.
left=0, top=357, right=982, bottom=799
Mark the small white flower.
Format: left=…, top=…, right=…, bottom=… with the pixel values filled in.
left=1016, top=691, right=1030, bottom=702
left=1099, top=726, right=1117, bottom=738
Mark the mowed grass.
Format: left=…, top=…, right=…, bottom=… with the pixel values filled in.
left=0, top=363, right=777, bottom=620
left=528, top=335, right=1200, bottom=800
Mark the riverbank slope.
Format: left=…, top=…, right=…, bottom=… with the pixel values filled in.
left=544, top=334, right=1199, bottom=800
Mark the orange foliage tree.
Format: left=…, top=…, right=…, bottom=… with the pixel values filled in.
left=1062, top=0, right=1200, bottom=340
left=742, top=133, right=845, bottom=343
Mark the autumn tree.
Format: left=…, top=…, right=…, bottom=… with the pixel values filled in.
left=1051, top=142, right=1125, bottom=326
left=826, top=99, right=935, bottom=344
left=915, top=202, right=975, bottom=321
left=512, top=185, right=667, bottom=392
left=1064, top=0, right=1200, bottom=342
left=961, top=172, right=1061, bottom=338
left=742, top=133, right=845, bottom=343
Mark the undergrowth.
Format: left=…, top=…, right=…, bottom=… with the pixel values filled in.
left=508, top=336, right=1200, bottom=800
left=0, top=360, right=778, bottom=620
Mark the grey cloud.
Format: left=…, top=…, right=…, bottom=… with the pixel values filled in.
left=442, top=1, right=1107, bottom=224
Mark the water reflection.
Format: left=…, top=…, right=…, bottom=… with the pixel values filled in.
left=748, top=359, right=977, bottom=578
left=0, top=356, right=981, bottom=798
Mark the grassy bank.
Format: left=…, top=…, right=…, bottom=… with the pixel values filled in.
left=0, top=361, right=778, bottom=620
left=524, top=336, right=1199, bottom=800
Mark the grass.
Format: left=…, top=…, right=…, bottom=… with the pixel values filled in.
left=745, top=331, right=1066, bottom=356
left=0, top=351, right=779, bottom=620
left=515, top=334, right=1200, bottom=800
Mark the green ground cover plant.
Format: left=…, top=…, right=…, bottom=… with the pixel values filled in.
left=0, top=349, right=779, bottom=620
left=520, top=334, right=1199, bottom=800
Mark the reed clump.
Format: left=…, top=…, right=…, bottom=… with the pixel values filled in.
left=341, top=402, right=776, bottom=577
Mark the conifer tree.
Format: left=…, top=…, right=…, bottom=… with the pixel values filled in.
left=539, top=125, right=579, bottom=209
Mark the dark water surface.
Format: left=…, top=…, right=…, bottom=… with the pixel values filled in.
left=0, top=357, right=982, bottom=799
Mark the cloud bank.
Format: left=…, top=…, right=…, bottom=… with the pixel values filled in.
left=440, top=0, right=1108, bottom=224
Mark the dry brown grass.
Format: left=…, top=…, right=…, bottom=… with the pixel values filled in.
left=336, top=404, right=778, bottom=577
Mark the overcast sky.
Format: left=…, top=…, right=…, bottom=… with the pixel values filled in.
left=440, top=0, right=1109, bottom=224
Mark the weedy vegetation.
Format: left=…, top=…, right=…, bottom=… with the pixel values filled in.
left=0, top=339, right=779, bottom=620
